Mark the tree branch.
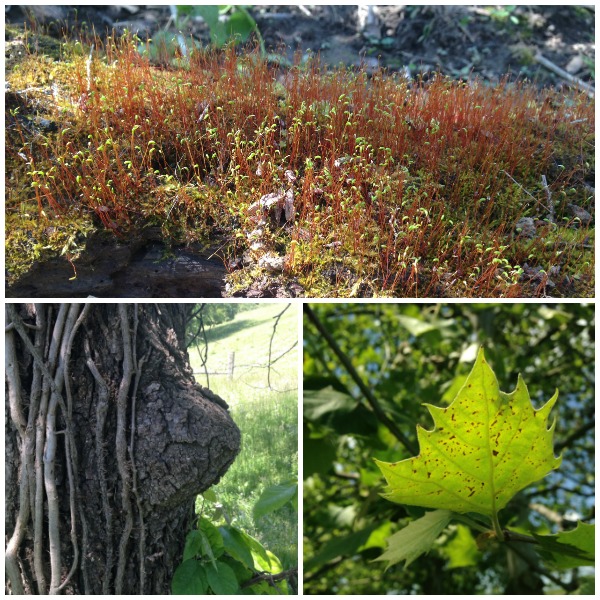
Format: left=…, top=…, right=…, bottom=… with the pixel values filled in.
left=240, top=567, right=298, bottom=591
left=268, top=304, right=293, bottom=390
left=554, top=417, right=594, bottom=453
left=303, top=305, right=417, bottom=454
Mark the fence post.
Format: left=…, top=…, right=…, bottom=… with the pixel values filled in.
left=228, top=352, right=235, bottom=379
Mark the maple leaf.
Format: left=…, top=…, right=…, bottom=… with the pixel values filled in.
left=531, top=522, right=595, bottom=568
left=375, top=347, right=561, bottom=519
left=374, top=510, right=453, bottom=569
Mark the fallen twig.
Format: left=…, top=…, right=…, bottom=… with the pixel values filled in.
left=535, top=53, right=595, bottom=97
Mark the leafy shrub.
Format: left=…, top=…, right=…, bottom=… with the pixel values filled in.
left=173, top=483, right=297, bottom=595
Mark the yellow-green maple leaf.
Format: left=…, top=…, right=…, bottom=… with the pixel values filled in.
left=375, top=347, right=561, bottom=517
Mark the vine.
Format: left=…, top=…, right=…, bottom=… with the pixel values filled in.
left=84, top=338, right=112, bottom=594
left=5, top=304, right=87, bottom=594
left=5, top=303, right=241, bottom=595
left=5, top=304, right=144, bottom=594
left=114, top=305, right=135, bottom=595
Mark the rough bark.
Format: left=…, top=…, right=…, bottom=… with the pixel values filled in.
left=6, top=234, right=228, bottom=298
left=5, top=303, right=241, bottom=594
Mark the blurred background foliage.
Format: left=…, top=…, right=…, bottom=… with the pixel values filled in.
left=303, top=303, right=594, bottom=594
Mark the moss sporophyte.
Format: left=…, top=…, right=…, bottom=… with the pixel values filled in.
left=5, top=30, right=594, bottom=297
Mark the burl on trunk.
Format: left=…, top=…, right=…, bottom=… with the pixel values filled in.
left=5, top=303, right=241, bottom=594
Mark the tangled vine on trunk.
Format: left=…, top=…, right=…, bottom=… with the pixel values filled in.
left=5, top=303, right=241, bottom=594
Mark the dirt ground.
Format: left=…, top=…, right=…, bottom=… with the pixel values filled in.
left=5, top=4, right=596, bottom=89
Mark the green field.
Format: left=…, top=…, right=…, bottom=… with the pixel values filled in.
left=188, top=303, right=298, bottom=569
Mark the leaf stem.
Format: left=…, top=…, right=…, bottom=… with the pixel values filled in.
left=451, top=514, right=489, bottom=534
left=502, top=530, right=537, bottom=544
left=491, top=511, right=505, bottom=541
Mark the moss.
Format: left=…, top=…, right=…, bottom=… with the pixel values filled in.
left=510, top=43, right=537, bottom=66
left=5, top=211, right=94, bottom=283
left=4, top=33, right=595, bottom=297
left=5, top=23, right=65, bottom=67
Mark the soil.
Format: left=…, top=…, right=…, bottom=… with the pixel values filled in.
left=4, top=5, right=595, bottom=298
left=6, top=5, right=595, bottom=87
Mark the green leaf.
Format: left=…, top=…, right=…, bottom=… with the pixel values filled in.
left=254, top=481, right=298, bottom=520
left=220, top=526, right=255, bottom=569
left=198, top=517, right=225, bottom=560
left=187, top=5, right=220, bottom=31
left=395, top=314, right=438, bottom=336
left=202, top=488, right=217, bottom=503
left=304, top=386, right=357, bottom=420
left=532, top=522, right=595, bottom=568
left=189, top=5, right=227, bottom=46
left=221, top=527, right=277, bottom=573
left=303, top=433, right=336, bottom=476
left=330, top=403, right=379, bottom=436
left=375, top=347, right=561, bottom=517
left=255, top=549, right=282, bottom=575
left=246, top=580, right=288, bottom=595
left=443, top=524, right=482, bottom=568
left=225, top=10, right=256, bottom=42
left=304, top=523, right=380, bottom=573
left=183, top=530, right=203, bottom=561
left=206, top=561, right=240, bottom=594
left=440, top=374, right=468, bottom=404
left=219, top=554, right=252, bottom=585
left=171, top=559, right=208, bottom=594
left=358, top=521, right=394, bottom=551
left=375, top=510, right=453, bottom=569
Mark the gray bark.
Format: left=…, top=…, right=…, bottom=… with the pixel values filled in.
left=5, top=303, right=241, bottom=594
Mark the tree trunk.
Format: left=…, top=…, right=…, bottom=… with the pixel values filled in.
left=5, top=303, right=241, bottom=594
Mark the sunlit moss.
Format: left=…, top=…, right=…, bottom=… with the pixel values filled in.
left=5, top=30, right=594, bottom=297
